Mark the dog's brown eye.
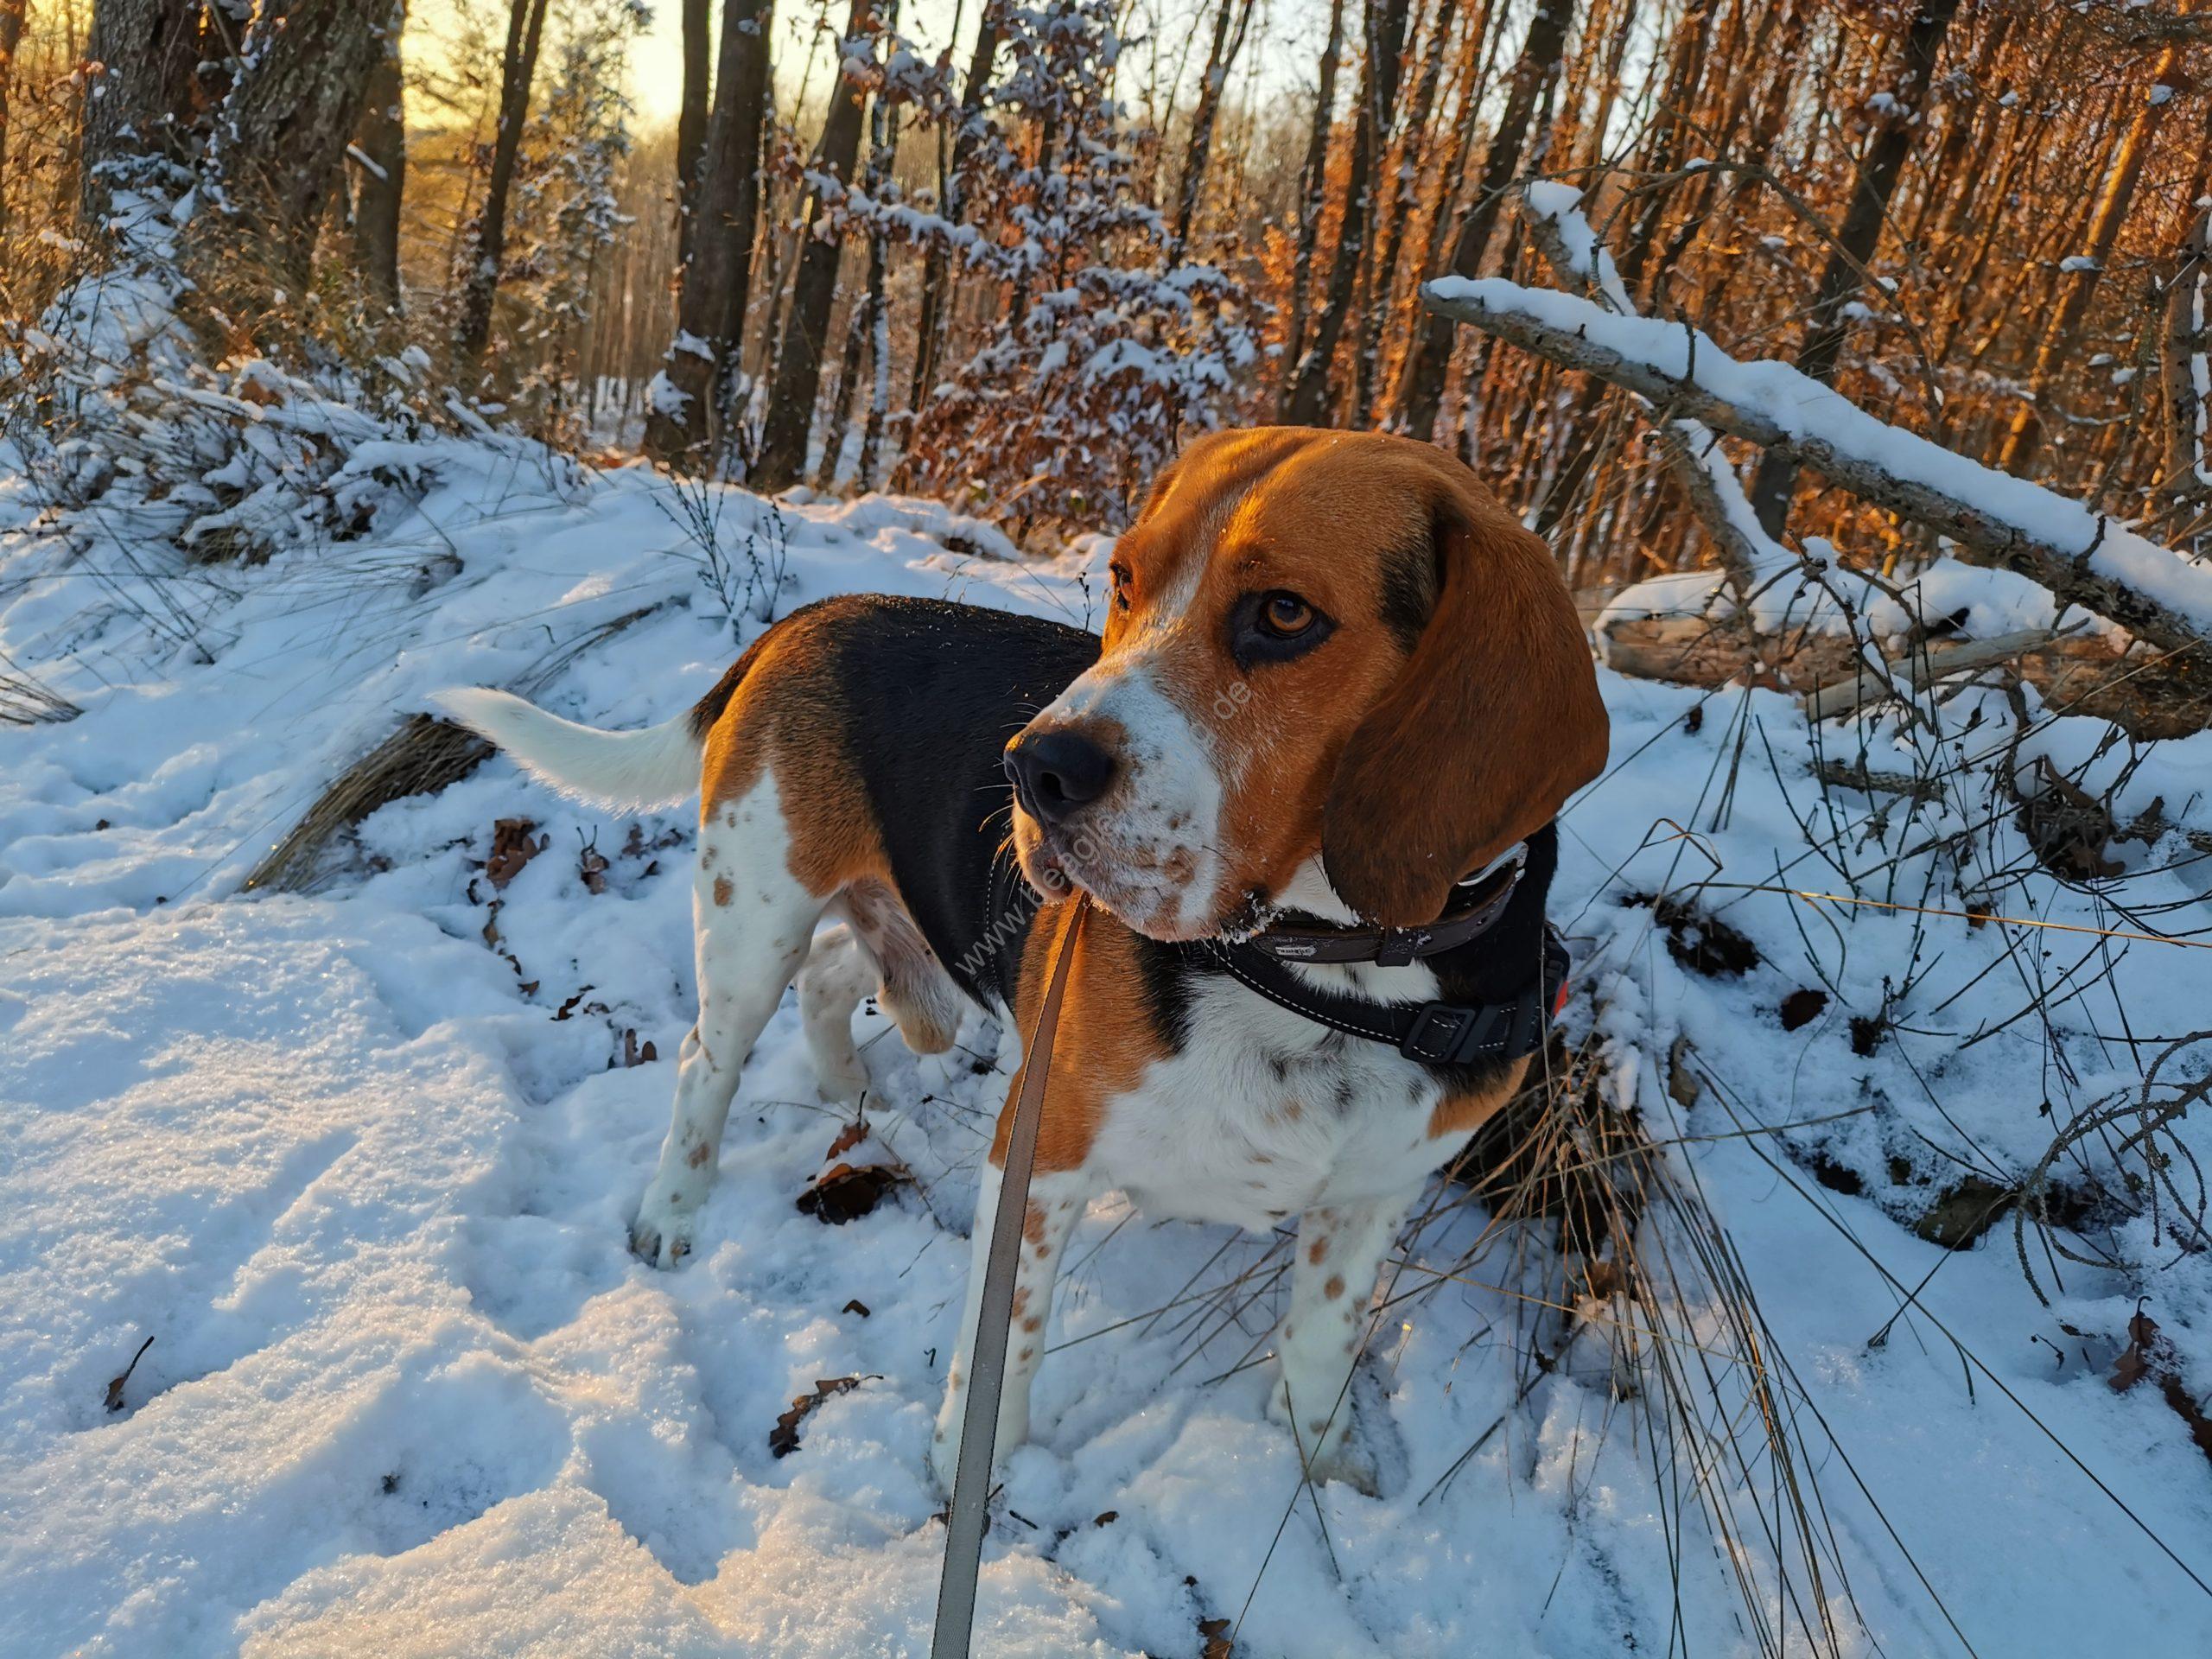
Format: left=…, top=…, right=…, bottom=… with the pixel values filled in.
left=1259, top=592, right=1315, bottom=637
left=1230, top=589, right=1334, bottom=665
left=1109, top=562, right=1133, bottom=612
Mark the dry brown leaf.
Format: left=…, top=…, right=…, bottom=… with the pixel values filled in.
left=105, top=1336, right=155, bottom=1414
left=486, top=817, right=545, bottom=888
left=579, top=838, right=610, bottom=894
left=825, top=1118, right=870, bottom=1160
left=796, top=1162, right=909, bottom=1224
left=2112, top=1306, right=2161, bottom=1393
left=1779, top=988, right=1829, bottom=1031
left=768, top=1375, right=873, bottom=1458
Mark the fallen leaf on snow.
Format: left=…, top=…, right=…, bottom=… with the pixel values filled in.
left=797, top=1161, right=909, bottom=1224
left=105, top=1335, right=155, bottom=1414
left=578, top=836, right=610, bottom=894
left=768, top=1375, right=874, bottom=1458
left=486, top=817, right=546, bottom=888
left=1779, top=988, right=1829, bottom=1031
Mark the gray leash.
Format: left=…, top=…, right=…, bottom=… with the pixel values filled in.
left=930, top=897, right=1088, bottom=1659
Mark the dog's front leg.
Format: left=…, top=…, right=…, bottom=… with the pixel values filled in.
left=1271, top=1192, right=1412, bottom=1493
left=930, top=1160, right=1090, bottom=1495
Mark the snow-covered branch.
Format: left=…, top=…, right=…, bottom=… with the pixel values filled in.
left=1421, top=275, right=2212, bottom=660
left=1519, top=184, right=1778, bottom=593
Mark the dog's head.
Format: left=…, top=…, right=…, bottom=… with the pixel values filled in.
left=1004, top=428, right=1609, bottom=940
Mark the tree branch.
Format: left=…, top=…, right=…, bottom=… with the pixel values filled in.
left=1420, top=277, right=2212, bottom=663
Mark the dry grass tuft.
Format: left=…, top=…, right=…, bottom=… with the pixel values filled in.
left=240, top=601, right=669, bottom=894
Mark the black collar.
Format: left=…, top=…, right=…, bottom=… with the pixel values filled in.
left=1242, top=843, right=1529, bottom=967
left=1196, top=922, right=1570, bottom=1068
left=984, top=837, right=1571, bottom=1070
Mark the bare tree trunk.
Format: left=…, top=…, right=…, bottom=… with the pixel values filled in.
left=674, top=0, right=710, bottom=264
left=1356, top=0, right=1457, bottom=425
left=911, top=0, right=1002, bottom=406
left=1745, top=0, right=1961, bottom=532
left=820, top=0, right=902, bottom=491
left=2161, top=206, right=2211, bottom=505
left=454, top=0, right=551, bottom=363
left=1277, top=0, right=1346, bottom=414
left=753, top=0, right=872, bottom=492
left=187, top=1, right=389, bottom=283
left=646, top=0, right=776, bottom=469
left=352, top=3, right=406, bottom=313
left=858, top=244, right=893, bottom=485
left=1612, top=0, right=1715, bottom=296
left=0, top=0, right=24, bottom=237
left=1995, top=35, right=2184, bottom=478
left=1395, top=0, right=1574, bottom=441
left=1283, top=0, right=1411, bottom=427
left=77, top=0, right=202, bottom=227
left=1169, top=0, right=1256, bottom=255
left=2159, top=111, right=2212, bottom=509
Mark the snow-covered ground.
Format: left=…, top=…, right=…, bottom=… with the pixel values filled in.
left=3, top=434, right=2211, bottom=1656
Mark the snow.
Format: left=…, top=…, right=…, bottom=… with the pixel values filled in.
left=3, top=433, right=2212, bottom=1656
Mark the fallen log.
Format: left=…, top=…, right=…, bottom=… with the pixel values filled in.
left=1800, top=627, right=2081, bottom=721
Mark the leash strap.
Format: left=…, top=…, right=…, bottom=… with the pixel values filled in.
left=931, top=896, right=1088, bottom=1659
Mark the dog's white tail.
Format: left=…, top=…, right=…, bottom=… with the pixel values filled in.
left=432, top=688, right=702, bottom=811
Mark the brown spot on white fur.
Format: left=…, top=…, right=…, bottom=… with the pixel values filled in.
left=711, top=874, right=734, bottom=906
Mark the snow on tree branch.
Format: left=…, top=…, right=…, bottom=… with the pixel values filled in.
left=1520, top=183, right=1780, bottom=594
left=1421, top=273, right=2212, bottom=660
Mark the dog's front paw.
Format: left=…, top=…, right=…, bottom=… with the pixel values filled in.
left=630, top=1180, right=697, bottom=1268
left=928, top=1419, right=963, bottom=1498
left=815, top=1057, right=870, bottom=1109
left=1301, top=1434, right=1381, bottom=1497
left=1269, top=1375, right=1376, bottom=1493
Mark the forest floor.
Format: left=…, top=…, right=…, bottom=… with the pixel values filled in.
left=3, top=436, right=2211, bottom=1656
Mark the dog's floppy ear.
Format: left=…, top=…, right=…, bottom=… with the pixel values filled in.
left=1321, top=486, right=1607, bottom=927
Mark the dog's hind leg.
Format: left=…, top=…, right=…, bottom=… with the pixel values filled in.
left=632, top=771, right=826, bottom=1268
left=798, top=924, right=876, bottom=1106
left=843, top=876, right=966, bottom=1056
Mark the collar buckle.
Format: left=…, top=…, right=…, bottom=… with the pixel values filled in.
left=1373, top=926, right=1430, bottom=968
left=1401, top=1000, right=1514, bottom=1065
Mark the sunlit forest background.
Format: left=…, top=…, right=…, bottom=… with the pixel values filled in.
left=3, top=0, right=2204, bottom=580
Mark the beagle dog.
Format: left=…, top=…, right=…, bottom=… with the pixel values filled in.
left=437, top=427, right=1608, bottom=1491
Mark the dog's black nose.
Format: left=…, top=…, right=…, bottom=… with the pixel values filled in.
left=1005, top=728, right=1116, bottom=825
